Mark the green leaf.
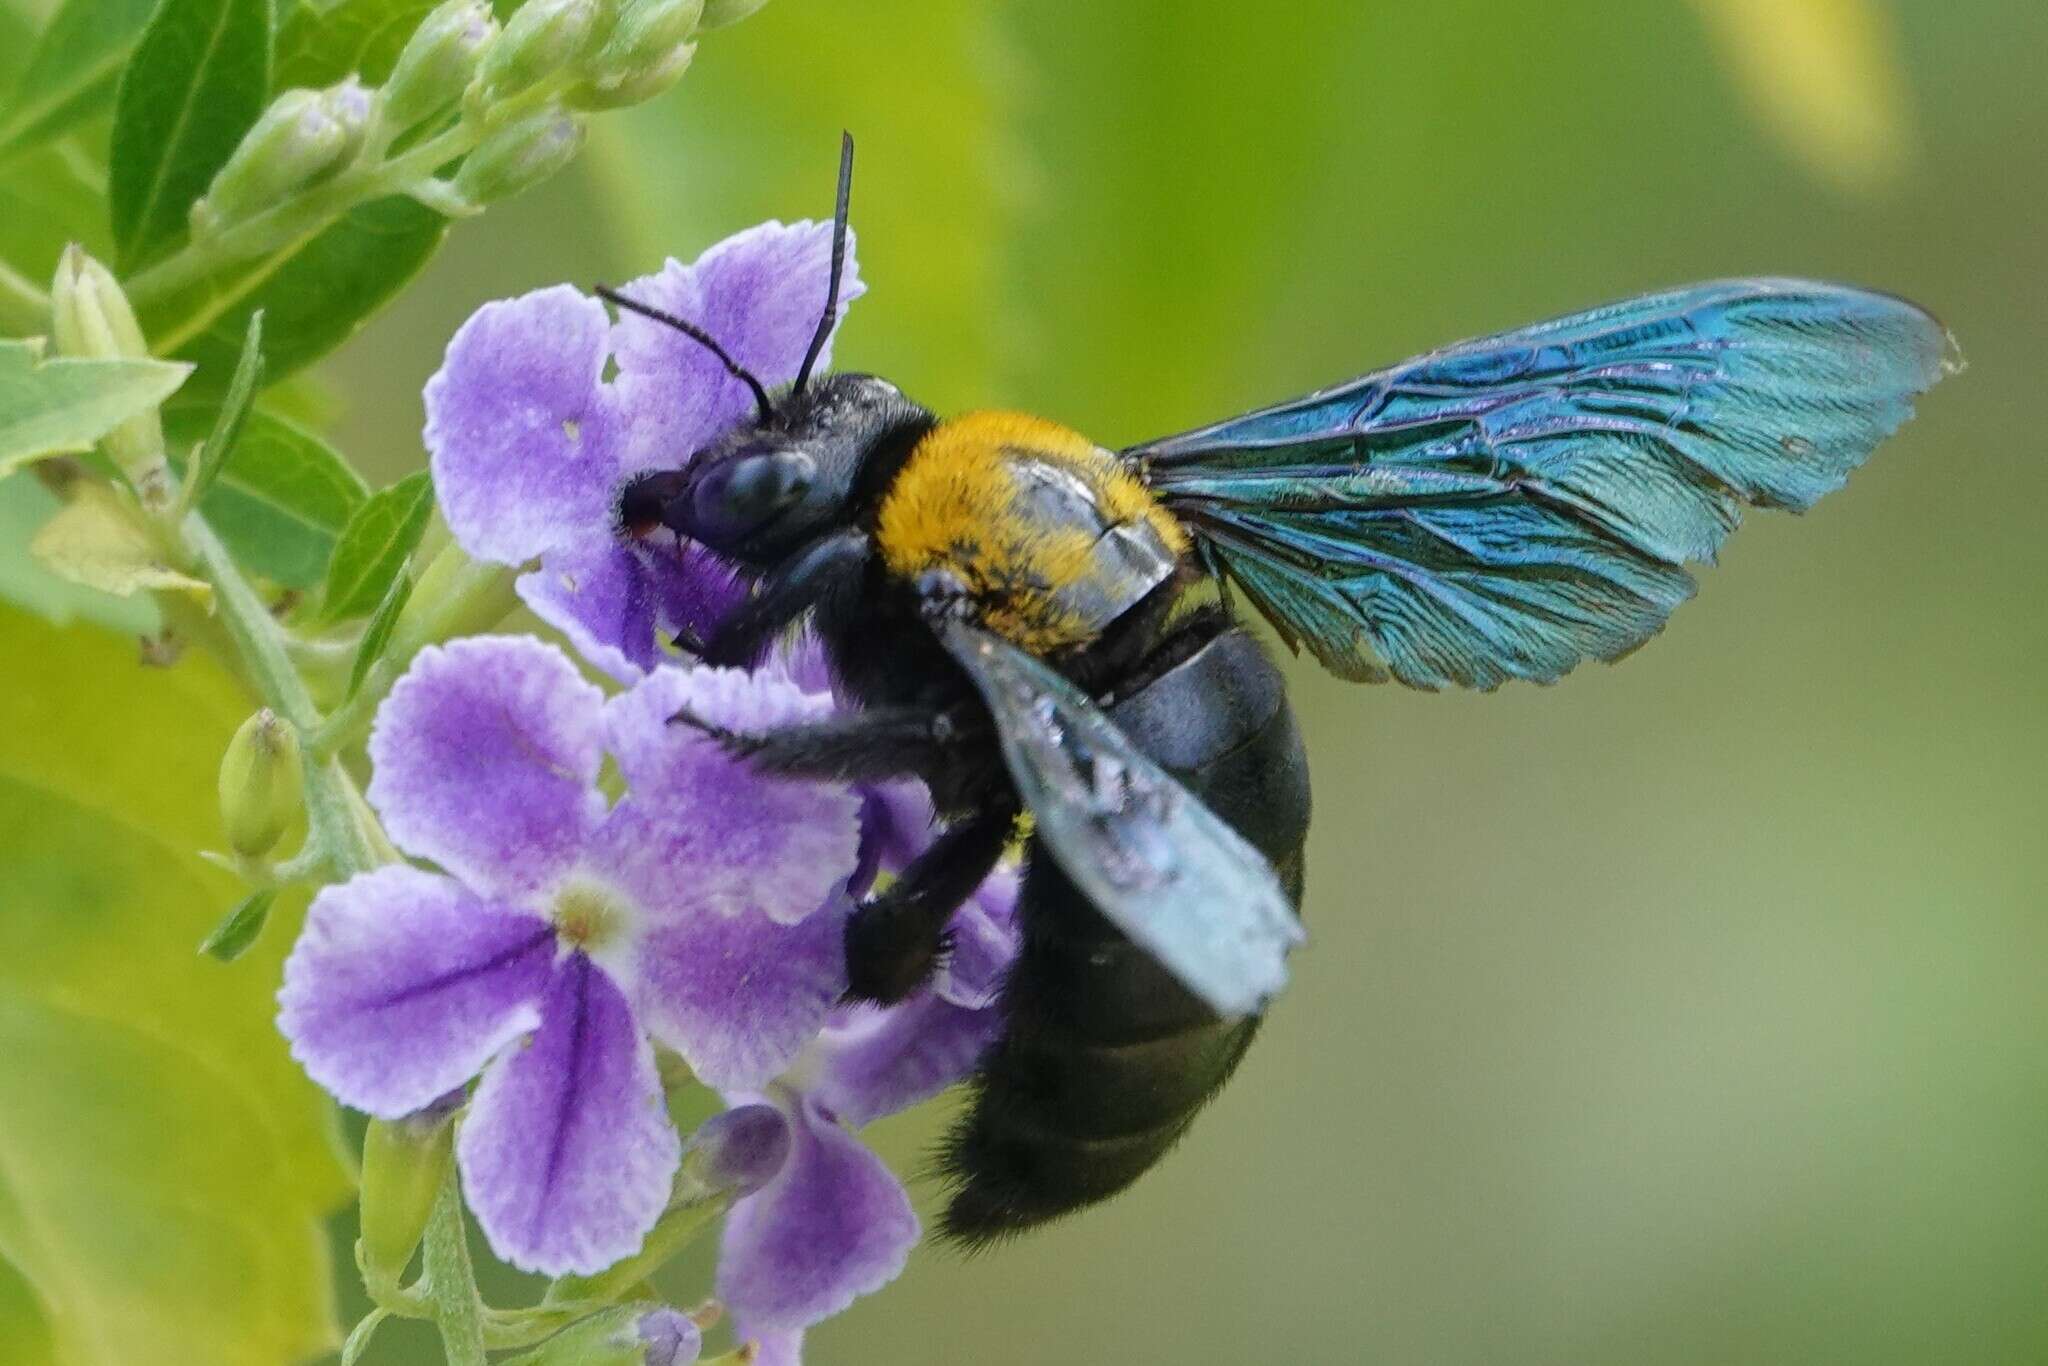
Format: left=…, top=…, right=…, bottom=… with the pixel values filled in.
left=197, top=887, right=275, bottom=960
left=0, top=473, right=162, bottom=634
left=318, top=468, right=430, bottom=620
left=346, top=561, right=411, bottom=696
left=147, top=195, right=450, bottom=394
left=165, top=403, right=368, bottom=587
left=182, top=306, right=265, bottom=509
left=276, top=0, right=440, bottom=89
left=108, top=0, right=274, bottom=270
left=28, top=479, right=214, bottom=601
left=0, top=0, right=160, bottom=162
left=0, top=605, right=349, bottom=1366
left=0, top=337, right=191, bottom=477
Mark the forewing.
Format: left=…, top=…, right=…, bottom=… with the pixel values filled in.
left=1133, top=279, right=1959, bottom=689
left=934, top=619, right=1303, bottom=1017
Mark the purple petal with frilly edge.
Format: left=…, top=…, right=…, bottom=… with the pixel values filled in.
left=367, top=636, right=609, bottom=902
left=424, top=285, right=626, bottom=565
left=610, top=220, right=864, bottom=479
left=457, top=954, right=680, bottom=1276
left=715, top=1095, right=916, bottom=1334
left=277, top=866, right=554, bottom=1117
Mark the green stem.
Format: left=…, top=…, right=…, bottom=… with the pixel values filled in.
left=420, top=1173, right=488, bottom=1366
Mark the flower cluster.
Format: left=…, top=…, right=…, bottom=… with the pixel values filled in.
left=278, top=221, right=1014, bottom=1359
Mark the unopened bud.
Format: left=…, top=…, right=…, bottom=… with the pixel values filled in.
left=524, top=1305, right=702, bottom=1366
left=49, top=245, right=170, bottom=502
left=681, top=1104, right=788, bottom=1197
left=193, top=80, right=371, bottom=233
left=567, top=39, right=693, bottom=109
left=452, top=109, right=584, bottom=204
left=385, top=0, right=499, bottom=130
left=696, top=0, right=766, bottom=29
left=569, top=0, right=696, bottom=107
left=597, top=0, right=699, bottom=67
left=358, top=1091, right=461, bottom=1289
left=474, top=0, right=599, bottom=103
left=217, top=708, right=303, bottom=859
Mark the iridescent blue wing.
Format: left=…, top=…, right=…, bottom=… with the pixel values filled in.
left=934, top=618, right=1303, bottom=1017
left=1130, top=279, right=1958, bottom=690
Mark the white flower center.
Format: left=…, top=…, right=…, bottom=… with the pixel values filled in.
left=550, top=877, right=633, bottom=956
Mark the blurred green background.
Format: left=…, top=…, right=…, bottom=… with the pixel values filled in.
left=6, top=0, right=2046, bottom=1362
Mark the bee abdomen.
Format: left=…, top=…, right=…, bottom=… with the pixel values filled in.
left=938, top=625, right=1310, bottom=1246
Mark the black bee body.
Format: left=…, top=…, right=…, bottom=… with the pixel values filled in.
left=945, top=614, right=1309, bottom=1244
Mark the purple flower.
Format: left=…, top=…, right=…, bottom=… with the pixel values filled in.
left=278, top=635, right=862, bottom=1274
left=423, top=221, right=863, bottom=681
left=711, top=858, right=1021, bottom=1349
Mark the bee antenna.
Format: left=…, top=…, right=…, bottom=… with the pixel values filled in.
left=792, top=130, right=855, bottom=397
left=593, top=284, right=774, bottom=423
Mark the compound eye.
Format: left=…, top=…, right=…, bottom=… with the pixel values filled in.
left=689, top=447, right=816, bottom=544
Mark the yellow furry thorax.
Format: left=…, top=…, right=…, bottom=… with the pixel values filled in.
left=875, top=411, right=1190, bottom=653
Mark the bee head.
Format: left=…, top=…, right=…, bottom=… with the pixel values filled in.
left=619, top=372, right=928, bottom=564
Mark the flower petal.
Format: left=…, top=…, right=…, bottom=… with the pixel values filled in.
left=611, top=221, right=865, bottom=469
left=278, top=866, right=554, bottom=1117
left=518, top=538, right=749, bottom=684
left=457, top=955, right=680, bottom=1276
left=601, top=666, right=860, bottom=923
left=935, top=863, right=1021, bottom=1011
left=858, top=779, right=939, bottom=875
left=811, top=993, right=1002, bottom=1128
left=424, top=284, right=626, bottom=564
left=517, top=544, right=663, bottom=685
left=368, top=636, right=609, bottom=900
left=615, top=876, right=848, bottom=1090
left=715, top=1097, right=916, bottom=1334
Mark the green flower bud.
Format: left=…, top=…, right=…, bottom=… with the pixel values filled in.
left=358, top=1094, right=459, bottom=1290
left=452, top=109, right=585, bottom=204
left=474, top=0, right=600, bottom=103
left=566, top=39, right=693, bottom=110
left=696, top=0, right=766, bottom=29
left=594, top=0, right=700, bottom=68
left=385, top=0, right=499, bottom=131
left=49, top=245, right=171, bottom=504
left=192, top=79, right=372, bottom=235
left=217, top=708, right=303, bottom=859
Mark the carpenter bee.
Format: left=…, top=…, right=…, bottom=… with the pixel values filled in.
left=600, top=136, right=1956, bottom=1245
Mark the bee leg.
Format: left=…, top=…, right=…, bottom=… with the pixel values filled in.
left=846, top=804, right=1016, bottom=1005
left=696, top=528, right=870, bottom=668
left=665, top=695, right=978, bottom=775
left=673, top=704, right=983, bottom=782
